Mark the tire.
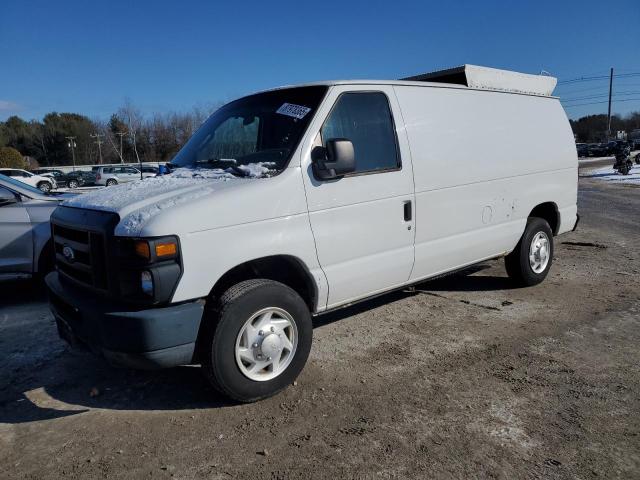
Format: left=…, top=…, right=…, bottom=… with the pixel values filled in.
left=106, top=179, right=117, bottom=186
left=68, top=179, right=79, bottom=189
left=201, top=279, right=312, bottom=403
left=505, top=217, right=554, bottom=287
left=635, top=153, right=640, bottom=165
left=36, top=240, right=55, bottom=281
left=620, top=163, right=630, bottom=175
left=37, top=181, right=52, bottom=193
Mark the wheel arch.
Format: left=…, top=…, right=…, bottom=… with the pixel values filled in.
left=207, top=254, right=318, bottom=313
left=528, top=202, right=560, bottom=236
left=35, top=237, right=54, bottom=274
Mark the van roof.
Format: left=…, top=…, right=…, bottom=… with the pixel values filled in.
left=263, top=65, right=558, bottom=99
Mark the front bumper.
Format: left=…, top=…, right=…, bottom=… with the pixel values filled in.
left=46, top=272, right=204, bottom=369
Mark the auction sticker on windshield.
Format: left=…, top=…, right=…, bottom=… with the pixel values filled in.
left=276, top=103, right=311, bottom=119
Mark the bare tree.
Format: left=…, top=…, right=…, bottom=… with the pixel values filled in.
left=118, top=99, right=144, bottom=172
left=102, top=124, right=125, bottom=163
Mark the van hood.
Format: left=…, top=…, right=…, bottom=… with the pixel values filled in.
left=63, top=169, right=246, bottom=236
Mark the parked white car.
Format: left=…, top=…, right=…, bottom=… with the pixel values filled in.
left=46, top=65, right=578, bottom=402
left=0, top=168, right=56, bottom=193
left=94, top=166, right=142, bottom=186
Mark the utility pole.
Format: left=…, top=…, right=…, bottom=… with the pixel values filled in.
left=129, top=131, right=144, bottom=180
left=607, top=67, right=614, bottom=140
left=65, top=136, right=77, bottom=171
left=115, top=131, right=127, bottom=163
left=90, top=133, right=105, bottom=164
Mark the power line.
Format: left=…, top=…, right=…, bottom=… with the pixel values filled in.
left=555, top=82, right=640, bottom=95
left=562, top=98, right=640, bottom=109
left=561, top=91, right=640, bottom=103
left=557, top=72, right=640, bottom=85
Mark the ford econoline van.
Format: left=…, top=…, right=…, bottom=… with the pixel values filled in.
left=46, top=65, right=578, bottom=402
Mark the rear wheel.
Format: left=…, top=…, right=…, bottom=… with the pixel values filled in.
left=201, top=279, right=312, bottom=402
left=505, top=217, right=554, bottom=287
left=37, top=181, right=52, bottom=193
left=68, top=179, right=79, bottom=189
left=106, top=179, right=117, bottom=186
left=635, top=153, right=640, bottom=165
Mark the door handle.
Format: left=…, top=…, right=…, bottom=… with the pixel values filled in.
left=403, top=200, right=412, bottom=222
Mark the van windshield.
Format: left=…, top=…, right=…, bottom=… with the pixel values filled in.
left=170, top=86, right=328, bottom=178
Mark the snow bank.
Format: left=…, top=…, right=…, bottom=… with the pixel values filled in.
left=582, top=164, right=640, bottom=185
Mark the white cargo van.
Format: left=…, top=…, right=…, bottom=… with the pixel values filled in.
left=46, top=65, right=578, bottom=402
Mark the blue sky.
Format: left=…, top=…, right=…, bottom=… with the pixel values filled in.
left=1, top=0, right=638, bottom=121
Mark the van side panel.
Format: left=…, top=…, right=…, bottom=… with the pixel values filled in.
left=163, top=168, right=329, bottom=308
left=393, top=85, right=577, bottom=282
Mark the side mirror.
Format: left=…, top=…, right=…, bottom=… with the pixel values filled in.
left=0, top=190, right=18, bottom=207
left=311, top=138, right=355, bottom=180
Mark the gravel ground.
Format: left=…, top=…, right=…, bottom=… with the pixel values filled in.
left=0, top=171, right=639, bottom=479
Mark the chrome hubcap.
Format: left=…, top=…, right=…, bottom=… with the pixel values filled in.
left=235, top=307, right=297, bottom=381
left=529, top=231, right=550, bottom=274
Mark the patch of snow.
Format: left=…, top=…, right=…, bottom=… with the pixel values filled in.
left=582, top=163, right=640, bottom=185
left=170, top=167, right=236, bottom=180
left=235, top=162, right=277, bottom=178
left=63, top=175, right=224, bottom=212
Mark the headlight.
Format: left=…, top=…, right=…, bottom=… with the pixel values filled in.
left=119, top=236, right=181, bottom=304
left=141, top=270, right=154, bottom=296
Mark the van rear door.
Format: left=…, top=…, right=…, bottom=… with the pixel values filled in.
left=301, top=85, right=416, bottom=309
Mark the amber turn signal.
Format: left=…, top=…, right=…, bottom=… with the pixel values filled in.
left=134, top=241, right=151, bottom=259
left=155, top=241, right=177, bottom=258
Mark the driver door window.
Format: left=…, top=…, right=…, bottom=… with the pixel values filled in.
left=321, top=92, right=400, bottom=174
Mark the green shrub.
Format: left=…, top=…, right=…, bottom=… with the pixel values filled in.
left=0, top=147, right=25, bottom=169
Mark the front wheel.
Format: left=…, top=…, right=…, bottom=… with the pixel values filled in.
left=37, top=181, right=52, bottom=193
left=635, top=153, right=640, bottom=165
left=620, top=162, right=631, bottom=175
left=201, top=279, right=312, bottom=402
left=68, top=179, right=79, bottom=189
left=505, top=217, right=554, bottom=287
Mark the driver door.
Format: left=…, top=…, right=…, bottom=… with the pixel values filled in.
left=0, top=187, right=33, bottom=274
left=301, top=86, right=416, bottom=309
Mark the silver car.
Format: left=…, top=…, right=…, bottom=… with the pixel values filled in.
left=94, top=166, right=142, bottom=186
left=0, top=174, right=73, bottom=280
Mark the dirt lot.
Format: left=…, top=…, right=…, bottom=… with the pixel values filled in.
left=1, top=170, right=639, bottom=479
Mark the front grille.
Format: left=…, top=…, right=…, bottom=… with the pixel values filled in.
left=53, top=224, right=108, bottom=290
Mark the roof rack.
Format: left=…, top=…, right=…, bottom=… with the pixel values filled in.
left=401, top=64, right=557, bottom=96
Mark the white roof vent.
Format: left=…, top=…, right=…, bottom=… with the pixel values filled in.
left=402, top=64, right=557, bottom=96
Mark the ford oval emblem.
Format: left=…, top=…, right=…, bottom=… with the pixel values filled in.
left=62, top=245, right=75, bottom=263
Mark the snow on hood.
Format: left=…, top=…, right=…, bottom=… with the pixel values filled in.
left=63, top=172, right=229, bottom=236
left=62, top=164, right=277, bottom=236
